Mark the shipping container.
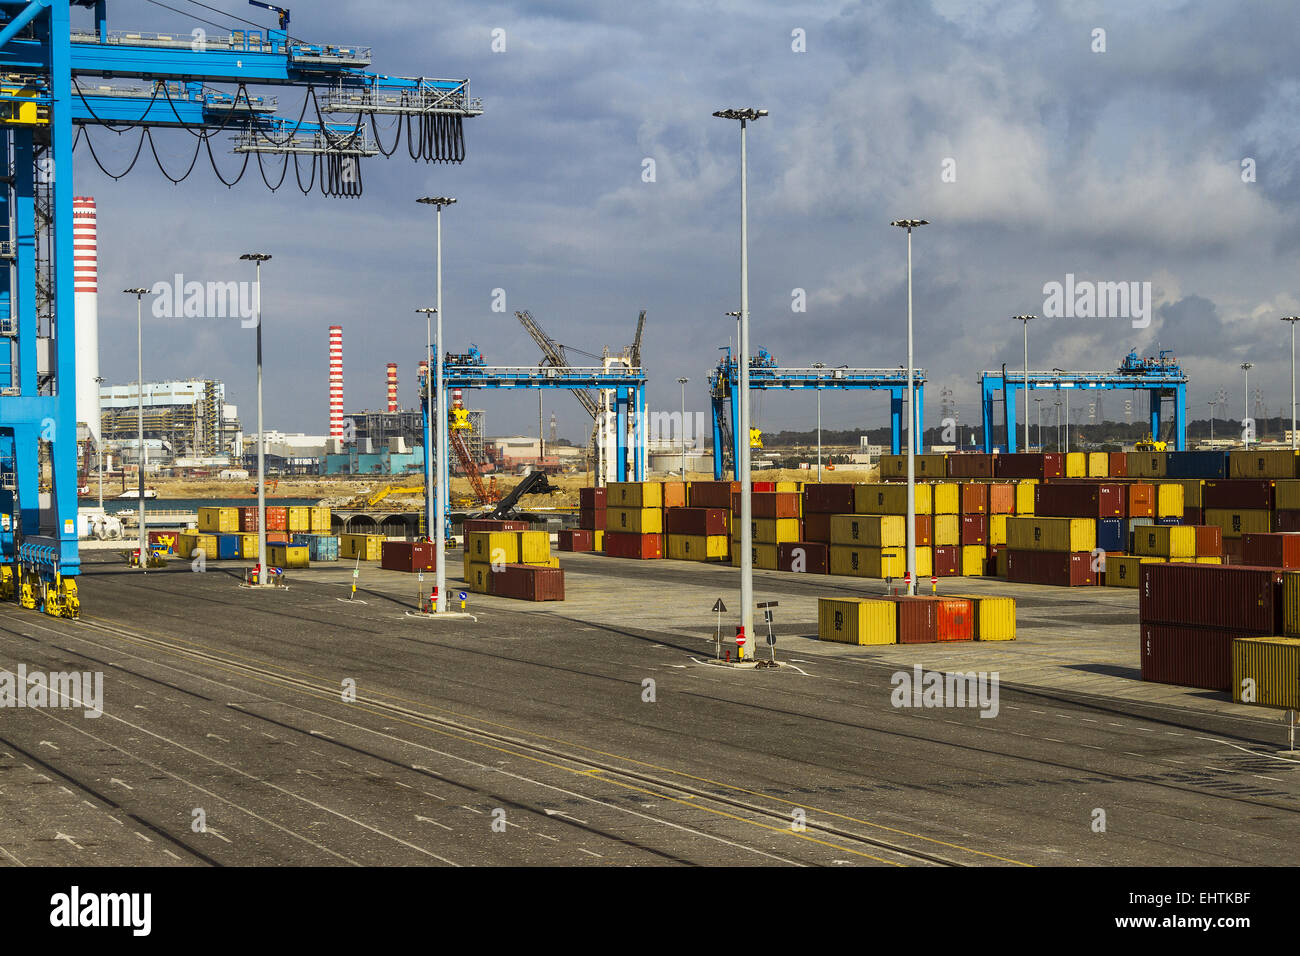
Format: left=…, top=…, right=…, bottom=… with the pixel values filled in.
left=1086, top=452, right=1109, bottom=478
left=607, top=481, right=662, bottom=509
left=1232, top=637, right=1300, bottom=709
left=1194, top=525, right=1223, bottom=556
left=1005, top=516, right=1096, bottom=552
left=1224, top=537, right=1245, bottom=564
left=1006, top=550, right=1098, bottom=586
left=1096, top=517, right=1125, bottom=552
left=1132, top=525, right=1197, bottom=559
left=993, top=545, right=1009, bottom=577
left=1035, top=483, right=1125, bottom=518
left=660, top=481, right=687, bottom=509
left=1241, top=533, right=1300, bottom=569
left=1204, top=508, right=1272, bottom=539
left=238, top=506, right=259, bottom=532
left=264, top=506, right=288, bottom=531
left=988, top=484, right=1016, bottom=514
left=753, top=481, right=776, bottom=493
left=290, top=533, right=339, bottom=561
left=949, top=594, right=1016, bottom=640
left=930, top=482, right=960, bottom=515
left=1164, top=451, right=1229, bottom=480
left=578, top=487, right=607, bottom=510
left=1140, top=623, right=1236, bottom=691
left=688, top=480, right=737, bottom=509
left=340, top=533, right=385, bottom=561
left=466, top=531, right=518, bottom=565
left=267, top=544, right=309, bottom=569
left=932, top=545, right=960, bottom=577
left=238, top=533, right=261, bottom=559
left=1126, top=452, right=1167, bottom=478
left=577, top=507, right=606, bottom=531
left=665, top=507, right=729, bottom=536
left=803, top=511, right=832, bottom=543
left=778, top=541, right=828, bottom=573
left=463, top=558, right=493, bottom=594
left=1230, top=449, right=1298, bottom=479
left=516, top=531, right=551, bottom=564
left=464, top=519, right=531, bottom=535
left=855, top=483, right=932, bottom=515
left=818, top=597, right=895, bottom=645
left=959, top=514, right=987, bottom=545
left=1140, top=563, right=1285, bottom=633
left=1156, top=483, right=1185, bottom=518
left=890, top=595, right=974, bottom=643
left=961, top=545, right=987, bottom=576
left=308, top=506, right=331, bottom=534
left=933, top=514, right=959, bottom=547
left=286, top=506, right=311, bottom=532
left=829, top=546, right=904, bottom=578
left=1107, top=452, right=1129, bottom=477
left=492, top=564, right=565, bottom=601
left=212, top=533, right=242, bottom=559
left=380, top=540, right=437, bottom=572
left=666, top=534, right=729, bottom=562
left=606, top=507, right=663, bottom=535
left=731, top=491, right=800, bottom=519
left=730, top=543, right=780, bottom=570
left=944, top=454, right=993, bottom=478
left=913, top=514, right=933, bottom=547
left=1275, top=510, right=1300, bottom=533
left=1203, top=479, right=1275, bottom=511
left=603, top=531, right=663, bottom=560
left=995, top=453, right=1049, bottom=479
left=558, top=529, right=593, bottom=552
left=1286, top=573, right=1300, bottom=637
left=989, top=514, right=1009, bottom=546
left=878, top=453, right=948, bottom=478
left=829, top=514, right=903, bottom=547
left=265, top=531, right=289, bottom=545
left=1015, top=480, right=1037, bottom=515
left=1064, top=452, right=1087, bottom=478
left=1126, top=483, right=1155, bottom=518
left=1103, top=554, right=1164, bottom=588
left=730, top=517, right=801, bottom=545
left=197, top=506, right=239, bottom=534
left=802, top=482, right=856, bottom=514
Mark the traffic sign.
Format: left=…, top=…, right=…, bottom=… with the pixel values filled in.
left=766, top=629, right=776, bottom=646
left=712, top=598, right=727, bottom=613
left=930, top=577, right=937, bottom=586
left=757, top=601, right=779, bottom=609
left=458, top=591, right=468, bottom=601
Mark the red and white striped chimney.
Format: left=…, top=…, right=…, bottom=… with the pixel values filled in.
left=328, top=326, right=343, bottom=440
left=386, top=363, right=398, bottom=412
left=73, top=197, right=101, bottom=443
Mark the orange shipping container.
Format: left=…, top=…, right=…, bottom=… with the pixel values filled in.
left=988, top=484, right=1016, bottom=514
left=1127, top=483, right=1155, bottom=518
left=661, top=481, right=687, bottom=509
left=960, top=484, right=988, bottom=514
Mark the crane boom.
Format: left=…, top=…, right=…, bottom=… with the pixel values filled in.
left=515, top=310, right=600, bottom=419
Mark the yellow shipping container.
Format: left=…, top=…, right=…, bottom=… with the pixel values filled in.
left=1193, top=556, right=1223, bottom=564
left=1005, top=516, right=1096, bottom=552
left=961, top=545, right=986, bottom=576
left=989, top=514, right=1008, bottom=546
left=818, top=597, right=896, bottom=645
left=197, top=506, right=238, bottom=533
left=1130, top=525, right=1196, bottom=558
left=933, top=514, right=959, bottom=547
left=731, top=517, right=800, bottom=545
left=607, top=481, right=661, bottom=508
left=309, top=506, right=332, bottom=533
left=340, top=533, right=385, bottom=561
left=930, top=482, right=960, bottom=515
left=607, top=507, right=663, bottom=535
left=286, top=506, right=311, bottom=532
left=774, top=481, right=802, bottom=494
left=855, top=483, right=932, bottom=515
left=731, top=543, right=779, bottom=570
left=1275, top=480, right=1300, bottom=511
left=878, top=454, right=947, bottom=478
left=950, top=594, right=1016, bottom=640
left=1232, top=637, right=1300, bottom=709
left=182, top=532, right=219, bottom=560
left=268, top=544, right=309, bottom=569
left=829, top=546, right=904, bottom=578
left=1230, top=450, right=1297, bottom=479
left=592, top=530, right=604, bottom=551
left=463, top=558, right=493, bottom=594
left=1014, top=480, right=1036, bottom=515
left=1127, top=453, right=1167, bottom=478
left=238, top=533, right=260, bottom=559
left=517, top=530, right=552, bottom=564
left=994, top=547, right=1009, bottom=577
left=465, top=531, right=518, bottom=564
left=1203, top=508, right=1271, bottom=539
left=1064, top=452, right=1086, bottom=478
left=667, top=534, right=728, bottom=561
left=1086, top=452, right=1109, bottom=478
left=1104, top=554, right=1165, bottom=588
left=829, top=514, right=903, bottom=547
left=1284, top=573, right=1300, bottom=637
left=1175, top=479, right=1205, bottom=509
left=1155, top=483, right=1185, bottom=519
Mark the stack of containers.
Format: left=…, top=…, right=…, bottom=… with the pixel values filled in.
left=1275, top=479, right=1300, bottom=532
left=1140, top=563, right=1285, bottom=690
left=664, top=500, right=730, bottom=562
left=577, top=487, right=606, bottom=538
left=1004, top=516, right=1098, bottom=585
left=1240, top=532, right=1300, bottom=569
left=827, top=513, right=906, bottom=578
left=817, top=594, right=995, bottom=644
left=198, top=506, right=238, bottom=534
left=464, top=528, right=564, bottom=599
left=175, top=530, right=218, bottom=559
left=796, top=482, right=856, bottom=574
left=1203, top=479, right=1273, bottom=564
left=836, top=483, right=933, bottom=578
left=605, top=481, right=678, bottom=559
left=730, top=488, right=801, bottom=569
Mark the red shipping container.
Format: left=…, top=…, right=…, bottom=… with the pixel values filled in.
left=959, top=514, right=987, bottom=545
left=932, top=545, right=960, bottom=577
left=959, top=484, right=988, bottom=514
left=986, top=544, right=1004, bottom=575
left=1006, top=550, right=1098, bottom=586
left=1184, top=506, right=1203, bottom=526
left=1223, top=538, right=1244, bottom=565
left=890, top=596, right=973, bottom=643
left=777, top=541, right=828, bottom=574
left=1240, top=533, right=1300, bottom=569
left=578, top=508, right=606, bottom=531
left=665, top=507, right=729, bottom=536
left=464, top=518, right=530, bottom=534
left=988, top=484, right=1016, bottom=514
left=803, top=512, right=833, bottom=543
left=803, top=483, right=856, bottom=514
left=1194, top=525, right=1222, bottom=557
left=264, top=506, right=288, bottom=531
left=1202, top=479, right=1274, bottom=511
left=1139, top=563, right=1284, bottom=633
left=1108, top=452, right=1128, bottom=476
left=238, top=506, right=259, bottom=532
left=1273, top=509, right=1300, bottom=533
left=492, top=564, right=565, bottom=601
left=914, top=514, right=933, bottom=547
left=752, top=481, right=776, bottom=493
left=603, top=531, right=662, bottom=559
left=380, top=541, right=436, bottom=572
left=1034, top=483, right=1125, bottom=518
left=578, top=487, right=606, bottom=510
left=732, top=492, right=800, bottom=519
left=945, top=454, right=994, bottom=478
left=265, top=531, right=289, bottom=544
left=557, top=529, right=593, bottom=552
left=994, top=453, right=1044, bottom=479
left=1140, top=623, right=1236, bottom=691
left=1126, top=483, right=1155, bottom=518
left=688, top=480, right=737, bottom=509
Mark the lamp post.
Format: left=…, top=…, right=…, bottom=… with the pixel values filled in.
left=123, top=288, right=148, bottom=567
left=812, top=362, right=825, bottom=479
left=1207, top=400, right=1215, bottom=444
left=1241, top=362, right=1254, bottom=446
left=713, top=107, right=766, bottom=646
left=1283, top=317, right=1300, bottom=449
left=676, top=377, right=689, bottom=476
left=94, top=375, right=105, bottom=513
left=417, top=196, right=456, bottom=613
left=1034, top=396, right=1043, bottom=451
left=1013, top=315, right=1035, bottom=454
left=1054, top=399, right=1062, bottom=450
left=890, top=218, right=928, bottom=595
left=415, top=307, right=438, bottom=554
left=239, top=254, right=272, bottom=585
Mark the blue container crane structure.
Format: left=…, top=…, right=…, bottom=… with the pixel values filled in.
left=0, top=0, right=482, bottom=616
left=707, top=346, right=926, bottom=480
left=979, top=350, right=1188, bottom=453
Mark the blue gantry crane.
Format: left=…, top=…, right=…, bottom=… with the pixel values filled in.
left=979, top=349, right=1188, bottom=453
left=0, top=0, right=481, bottom=615
left=707, top=347, right=926, bottom=479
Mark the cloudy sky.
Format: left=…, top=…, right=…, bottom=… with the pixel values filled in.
left=79, top=0, right=1300, bottom=443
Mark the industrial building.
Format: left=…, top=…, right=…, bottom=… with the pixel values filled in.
left=98, top=380, right=242, bottom=460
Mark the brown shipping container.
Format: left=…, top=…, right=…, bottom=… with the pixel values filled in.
left=689, top=480, right=737, bottom=509
left=995, top=453, right=1044, bottom=479
left=803, top=512, right=833, bottom=543
left=464, top=519, right=531, bottom=534
left=1006, top=550, right=1098, bottom=586
left=1241, top=533, right=1300, bottom=569
left=1035, top=483, right=1125, bottom=518
left=803, top=483, right=857, bottom=514
left=264, top=506, right=288, bottom=531
left=1223, top=538, right=1244, bottom=565
left=1126, top=483, right=1155, bottom=518
left=732, top=492, right=800, bottom=519
left=959, top=484, right=989, bottom=514
left=1184, top=506, right=1203, bottom=526
left=380, top=541, right=437, bottom=572
left=988, top=484, right=1016, bottom=514
left=890, top=596, right=973, bottom=643
left=1274, top=509, right=1300, bottom=533
left=960, top=514, right=987, bottom=545
left=932, top=546, right=960, bottom=577
left=1140, top=622, right=1236, bottom=691
left=603, top=531, right=663, bottom=559
left=557, top=529, right=594, bottom=552
left=1194, top=525, right=1223, bottom=557
left=578, top=487, right=607, bottom=510
left=493, top=564, right=565, bottom=601
left=777, top=541, right=829, bottom=574
left=1107, top=452, right=1129, bottom=476
left=1139, top=563, right=1284, bottom=633
left=945, top=454, right=994, bottom=478
left=1203, top=479, right=1274, bottom=511
left=578, top=508, right=606, bottom=531
left=666, top=507, right=729, bottom=536
left=914, top=514, right=933, bottom=547
left=238, top=506, right=259, bottom=532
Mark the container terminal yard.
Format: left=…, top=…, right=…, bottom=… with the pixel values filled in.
left=0, top=0, right=1290, bottom=934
